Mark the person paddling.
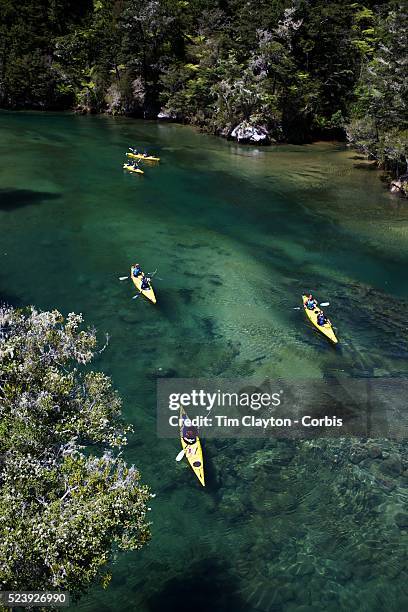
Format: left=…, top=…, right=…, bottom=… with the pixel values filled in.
left=306, top=294, right=317, bottom=310
left=182, top=425, right=198, bottom=444
left=317, top=310, right=328, bottom=326
left=140, top=275, right=151, bottom=290
left=133, top=263, right=142, bottom=277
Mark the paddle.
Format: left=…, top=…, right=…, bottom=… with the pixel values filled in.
left=132, top=294, right=140, bottom=300
left=148, top=270, right=164, bottom=281
left=121, top=269, right=158, bottom=287
left=293, top=301, right=330, bottom=310
left=176, top=448, right=186, bottom=461
left=121, top=268, right=158, bottom=282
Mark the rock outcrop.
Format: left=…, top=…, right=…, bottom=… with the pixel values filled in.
left=390, top=178, right=408, bottom=196
left=230, top=121, right=271, bottom=144
left=157, top=109, right=178, bottom=121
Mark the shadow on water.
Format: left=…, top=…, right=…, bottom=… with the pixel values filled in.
left=146, top=557, right=246, bottom=612
left=0, top=188, right=60, bottom=210
left=0, top=287, right=26, bottom=309
left=352, top=162, right=378, bottom=170
left=184, top=443, right=220, bottom=493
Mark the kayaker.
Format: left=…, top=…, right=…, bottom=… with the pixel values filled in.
left=183, top=425, right=197, bottom=444
left=317, top=311, right=327, bottom=326
left=141, top=276, right=150, bottom=290
left=306, top=294, right=317, bottom=310
left=133, top=264, right=142, bottom=277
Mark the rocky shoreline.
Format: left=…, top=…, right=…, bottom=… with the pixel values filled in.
left=390, top=178, right=408, bottom=197
left=154, top=109, right=408, bottom=196
left=73, top=100, right=408, bottom=198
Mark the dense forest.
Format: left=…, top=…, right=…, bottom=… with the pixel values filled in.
left=0, top=1, right=407, bottom=188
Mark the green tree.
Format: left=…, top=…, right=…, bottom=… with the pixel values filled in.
left=348, top=5, right=408, bottom=178
left=0, top=306, right=151, bottom=596
left=0, top=0, right=92, bottom=108
left=118, top=0, right=187, bottom=114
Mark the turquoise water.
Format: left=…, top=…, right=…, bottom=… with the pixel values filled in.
left=1, top=112, right=408, bottom=610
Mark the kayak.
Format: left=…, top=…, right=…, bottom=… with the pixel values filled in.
left=130, top=266, right=157, bottom=304
left=180, top=406, right=205, bottom=487
left=302, top=295, right=338, bottom=344
left=127, top=152, right=160, bottom=162
left=123, top=163, right=144, bottom=175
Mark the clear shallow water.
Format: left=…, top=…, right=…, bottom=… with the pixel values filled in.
left=1, top=112, right=408, bottom=610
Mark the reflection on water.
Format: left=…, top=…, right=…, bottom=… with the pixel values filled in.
left=1, top=112, right=408, bottom=611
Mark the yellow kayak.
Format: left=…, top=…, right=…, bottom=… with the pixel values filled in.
left=302, top=295, right=338, bottom=344
left=127, top=152, right=160, bottom=162
left=123, top=163, right=144, bottom=174
left=131, top=266, right=157, bottom=304
left=180, top=407, right=205, bottom=487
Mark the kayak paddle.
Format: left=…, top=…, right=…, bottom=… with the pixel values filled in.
left=294, top=301, right=330, bottom=310
left=176, top=448, right=186, bottom=461
left=119, top=276, right=129, bottom=281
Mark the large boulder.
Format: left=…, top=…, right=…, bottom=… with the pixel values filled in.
left=230, top=121, right=271, bottom=144
left=390, top=179, right=408, bottom=196
left=157, top=109, right=178, bottom=121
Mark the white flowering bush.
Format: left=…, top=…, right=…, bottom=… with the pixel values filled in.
left=0, top=306, right=151, bottom=597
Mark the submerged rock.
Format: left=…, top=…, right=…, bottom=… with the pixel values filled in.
left=367, top=444, right=382, bottom=459
left=379, top=454, right=402, bottom=477
left=394, top=511, right=408, bottom=529
left=349, top=444, right=368, bottom=464
left=401, top=469, right=408, bottom=486
left=230, top=121, right=271, bottom=144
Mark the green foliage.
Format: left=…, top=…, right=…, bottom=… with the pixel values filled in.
left=0, top=306, right=151, bottom=596
left=350, top=4, right=378, bottom=57
left=348, top=5, right=408, bottom=177
left=0, top=0, right=93, bottom=108
left=0, top=0, right=405, bottom=166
